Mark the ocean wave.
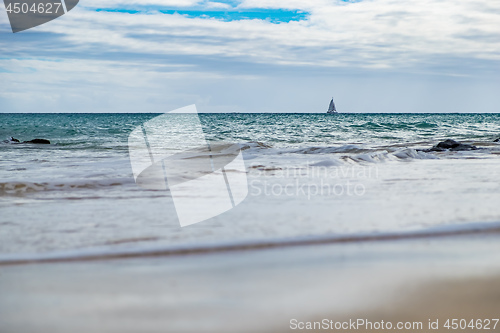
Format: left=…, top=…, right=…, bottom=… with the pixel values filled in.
left=242, top=142, right=442, bottom=163
left=1, top=221, right=499, bottom=266
left=240, top=141, right=273, bottom=150
left=392, top=148, right=440, bottom=160
left=341, top=148, right=441, bottom=163
left=240, top=138, right=498, bottom=162
left=0, top=178, right=134, bottom=195
left=414, top=121, right=439, bottom=129
left=289, top=145, right=370, bottom=154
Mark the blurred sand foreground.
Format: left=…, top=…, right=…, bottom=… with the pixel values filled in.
left=302, top=276, right=500, bottom=333
left=1, top=233, right=500, bottom=333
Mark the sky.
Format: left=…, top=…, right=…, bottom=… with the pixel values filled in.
left=0, top=0, right=499, bottom=113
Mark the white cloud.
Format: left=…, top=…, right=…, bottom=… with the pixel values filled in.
left=237, top=0, right=325, bottom=10
left=205, top=1, right=232, bottom=10
left=1, top=0, right=499, bottom=113
left=81, top=0, right=202, bottom=8
left=26, top=0, right=499, bottom=71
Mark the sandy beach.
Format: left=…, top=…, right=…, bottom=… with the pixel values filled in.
left=2, top=114, right=500, bottom=332
left=3, top=0, right=500, bottom=331
left=1, top=232, right=500, bottom=333
left=330, top=276, right=500, bottom=333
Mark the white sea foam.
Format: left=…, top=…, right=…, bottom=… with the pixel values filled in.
left=2, top=113, right=500, bottom=257
left=0, top=178, right=134, bottom=195
left=392, top=148, right=440, bottom=160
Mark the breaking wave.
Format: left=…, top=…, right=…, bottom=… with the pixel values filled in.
left=0, top=178, right=134, bottom=195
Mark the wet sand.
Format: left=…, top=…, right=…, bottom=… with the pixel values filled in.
left=1, top=233, right=500, bottom=333
left=296, top=275, right=500, bottom=333
left=333, top=276, right=500, bottom=333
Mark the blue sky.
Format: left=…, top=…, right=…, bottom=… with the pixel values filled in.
left=1, top=0, right=499, bottom=113
left=93, top=6, right=308, bottom=23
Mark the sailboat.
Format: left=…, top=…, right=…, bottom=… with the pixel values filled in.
left=327, top=97, right=337, bottom=114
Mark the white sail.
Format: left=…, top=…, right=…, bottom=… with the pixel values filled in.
left=327, top=98, right=337, bottom=113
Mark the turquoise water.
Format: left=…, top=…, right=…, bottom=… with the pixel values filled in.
left=2, top=113, right=500, bottom=150
left=1, top=113, right=500, bottom=259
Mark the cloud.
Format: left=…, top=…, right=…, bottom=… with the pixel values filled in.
left=3, top=0, right=500, bottom=67
left=10, top=0, right=497, bottom=70
left=83, top=0, right=201, bottom=7
left=1, top=0, right=499, bottom=113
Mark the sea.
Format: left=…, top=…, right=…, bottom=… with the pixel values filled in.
left=1, top=113, right=500, bottom=262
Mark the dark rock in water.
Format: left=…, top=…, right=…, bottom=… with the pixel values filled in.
left=435, top=139, right=461, bottom=149
left=494, top=137, right=500, bottom=142
left=421, top=139, right=477, bottom=152
left=449, top=143, right=477, bottom=151
left=3, top=137, right=50, bottom=144
left=22, top=139, right=51, bottom=144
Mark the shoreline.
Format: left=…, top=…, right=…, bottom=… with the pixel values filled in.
left=287, top=274, right=500, bottom=333
left=1, top=220, right=500, bottom=266
left=1, top=233, right=500, bottom=333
